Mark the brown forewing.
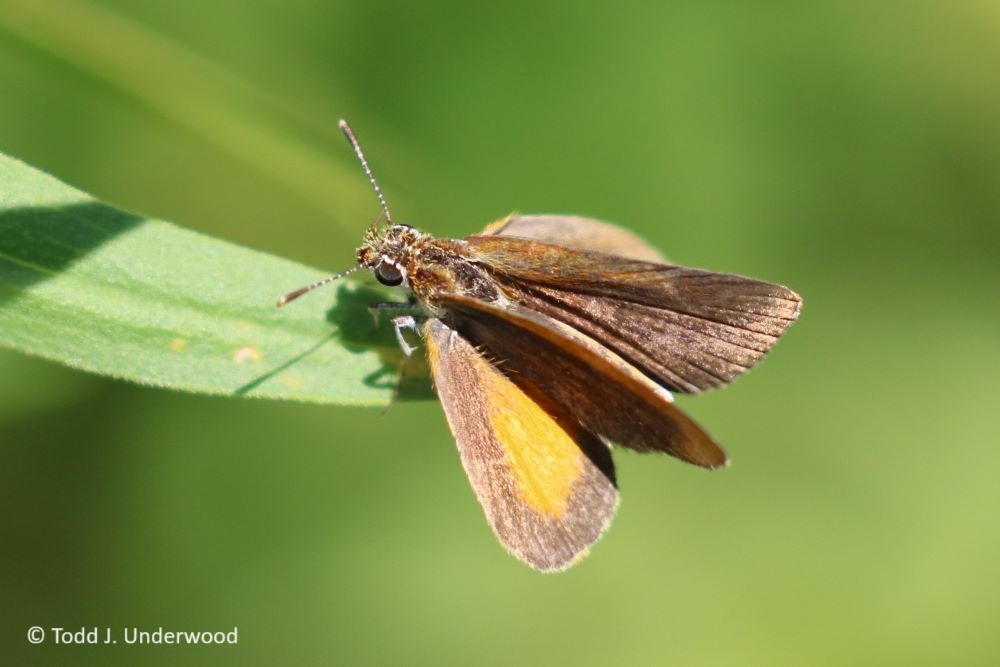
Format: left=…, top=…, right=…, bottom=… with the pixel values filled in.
left=483, top=214, right=667, bottom=262
left=462, top=234, right=801, bottom=393
left=437, top=294, right=729, bottom=468
left=424, top=318, right=618, bottom=572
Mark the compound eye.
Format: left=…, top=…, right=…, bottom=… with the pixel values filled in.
left=375, top=261, right=404, bottom=286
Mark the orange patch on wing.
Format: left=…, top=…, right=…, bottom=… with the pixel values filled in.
left=481, top=367, right=583, bottom=518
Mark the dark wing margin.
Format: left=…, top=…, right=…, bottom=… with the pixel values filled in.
left=464, top=234, right=802, bottom=393
left=424, top=318, right=618, bottom=572
left=436, top=294, right=729, bottom=469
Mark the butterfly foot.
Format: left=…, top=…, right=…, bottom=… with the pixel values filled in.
left=392, top=315, right=420, bottom=356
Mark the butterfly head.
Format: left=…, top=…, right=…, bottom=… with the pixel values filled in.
left=357, top=224, right=423, bottom=288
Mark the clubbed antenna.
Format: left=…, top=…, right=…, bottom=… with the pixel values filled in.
left=276, top=266, right=361, bottom=307
left=339, top=119, right=393, bottom=225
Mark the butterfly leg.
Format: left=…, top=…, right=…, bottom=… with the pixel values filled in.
left=391, top=315, right=421, bottom=356
left=382, top=314, right=427, bottom=415
left=367, top=296, right=418, bottom=326
left=366, top=297, right=424, bottom=355
left=365, top=299, right=426, bottom=412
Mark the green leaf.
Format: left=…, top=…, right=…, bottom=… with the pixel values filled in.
left=0, top=153, right=426, bottom=405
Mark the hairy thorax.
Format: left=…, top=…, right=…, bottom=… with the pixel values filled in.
left=404, top=237, right=501, bottom=308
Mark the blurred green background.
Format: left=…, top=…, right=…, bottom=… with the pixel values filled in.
left=2, top=1, right=999, bottom=665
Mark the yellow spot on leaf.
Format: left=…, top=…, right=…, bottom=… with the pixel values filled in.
left=169, top=338, right=187, bottom=352
left=233, top=346, right=261, bottom=364
left=281, top=375, right=302, bottom=389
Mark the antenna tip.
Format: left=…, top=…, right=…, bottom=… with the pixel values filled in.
left=338, top=119, right=349, bottom=130
left=276, top=286, right=309, bottom=307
